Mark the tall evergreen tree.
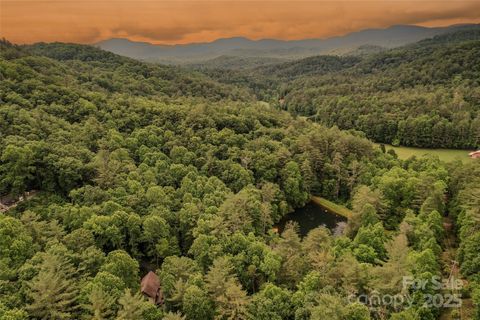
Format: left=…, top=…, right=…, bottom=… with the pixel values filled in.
left=84, top=286, right=116, bottom=320
left=26, top=253, right=79, bottom=320
left=205, top=257, right=249, bottom=320
left=116, top=289, right=147, bottom=320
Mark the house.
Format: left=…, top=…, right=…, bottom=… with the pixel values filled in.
left=469, top=150, right=480, bottom=159
left=140, top=271, right=164, bottom=305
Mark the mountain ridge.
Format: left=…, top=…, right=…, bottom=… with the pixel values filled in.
left=96, top=23, right=480, bottom=63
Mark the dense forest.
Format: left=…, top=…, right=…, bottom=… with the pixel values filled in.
left=0, top=33, right=479, bottom=320
left=197, top=29, right=480, bottom=149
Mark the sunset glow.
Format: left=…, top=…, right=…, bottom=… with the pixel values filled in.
left=1, top=0, right=480, bottom=44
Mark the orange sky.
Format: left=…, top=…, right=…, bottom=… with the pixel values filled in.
left=1, top=0, right=480, bottom=45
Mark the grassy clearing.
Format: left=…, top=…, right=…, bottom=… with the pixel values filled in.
left=377, top=144, right=475, bottom=163
left=311, top=196, right=352, bottom=219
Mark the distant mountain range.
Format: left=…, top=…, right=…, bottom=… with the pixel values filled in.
left=96, top=24, right=480, bottom=64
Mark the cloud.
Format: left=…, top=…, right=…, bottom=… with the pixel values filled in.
left=1, top=0, right=480, bottom=44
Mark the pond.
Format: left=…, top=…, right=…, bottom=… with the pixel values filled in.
left=276, top=200, right=348, bottom=237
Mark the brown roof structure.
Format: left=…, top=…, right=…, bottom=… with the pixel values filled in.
left=140, top=271, right=163, bottom=304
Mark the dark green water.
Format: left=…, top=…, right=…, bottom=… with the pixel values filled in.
left=276, top=200, right=347, bottom=237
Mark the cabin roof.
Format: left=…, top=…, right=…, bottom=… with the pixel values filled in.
left=140, top=271, right=160, bottom=299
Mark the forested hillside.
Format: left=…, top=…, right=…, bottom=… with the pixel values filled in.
left=283, top=31, right=480, bottom=149
left=199, top=29, right=480, bottom=149
left=186, top=56, right=289, bottom=70
left=1, top=41, right=252, bottom=103
left=1, top=38, right=479, bottom=320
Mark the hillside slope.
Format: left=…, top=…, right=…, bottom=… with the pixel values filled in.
left=281, top=30, right=480, bottom=148
left=4, top=42, right=254, bottom=102
left=196, top=29, right=480, bottom=149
